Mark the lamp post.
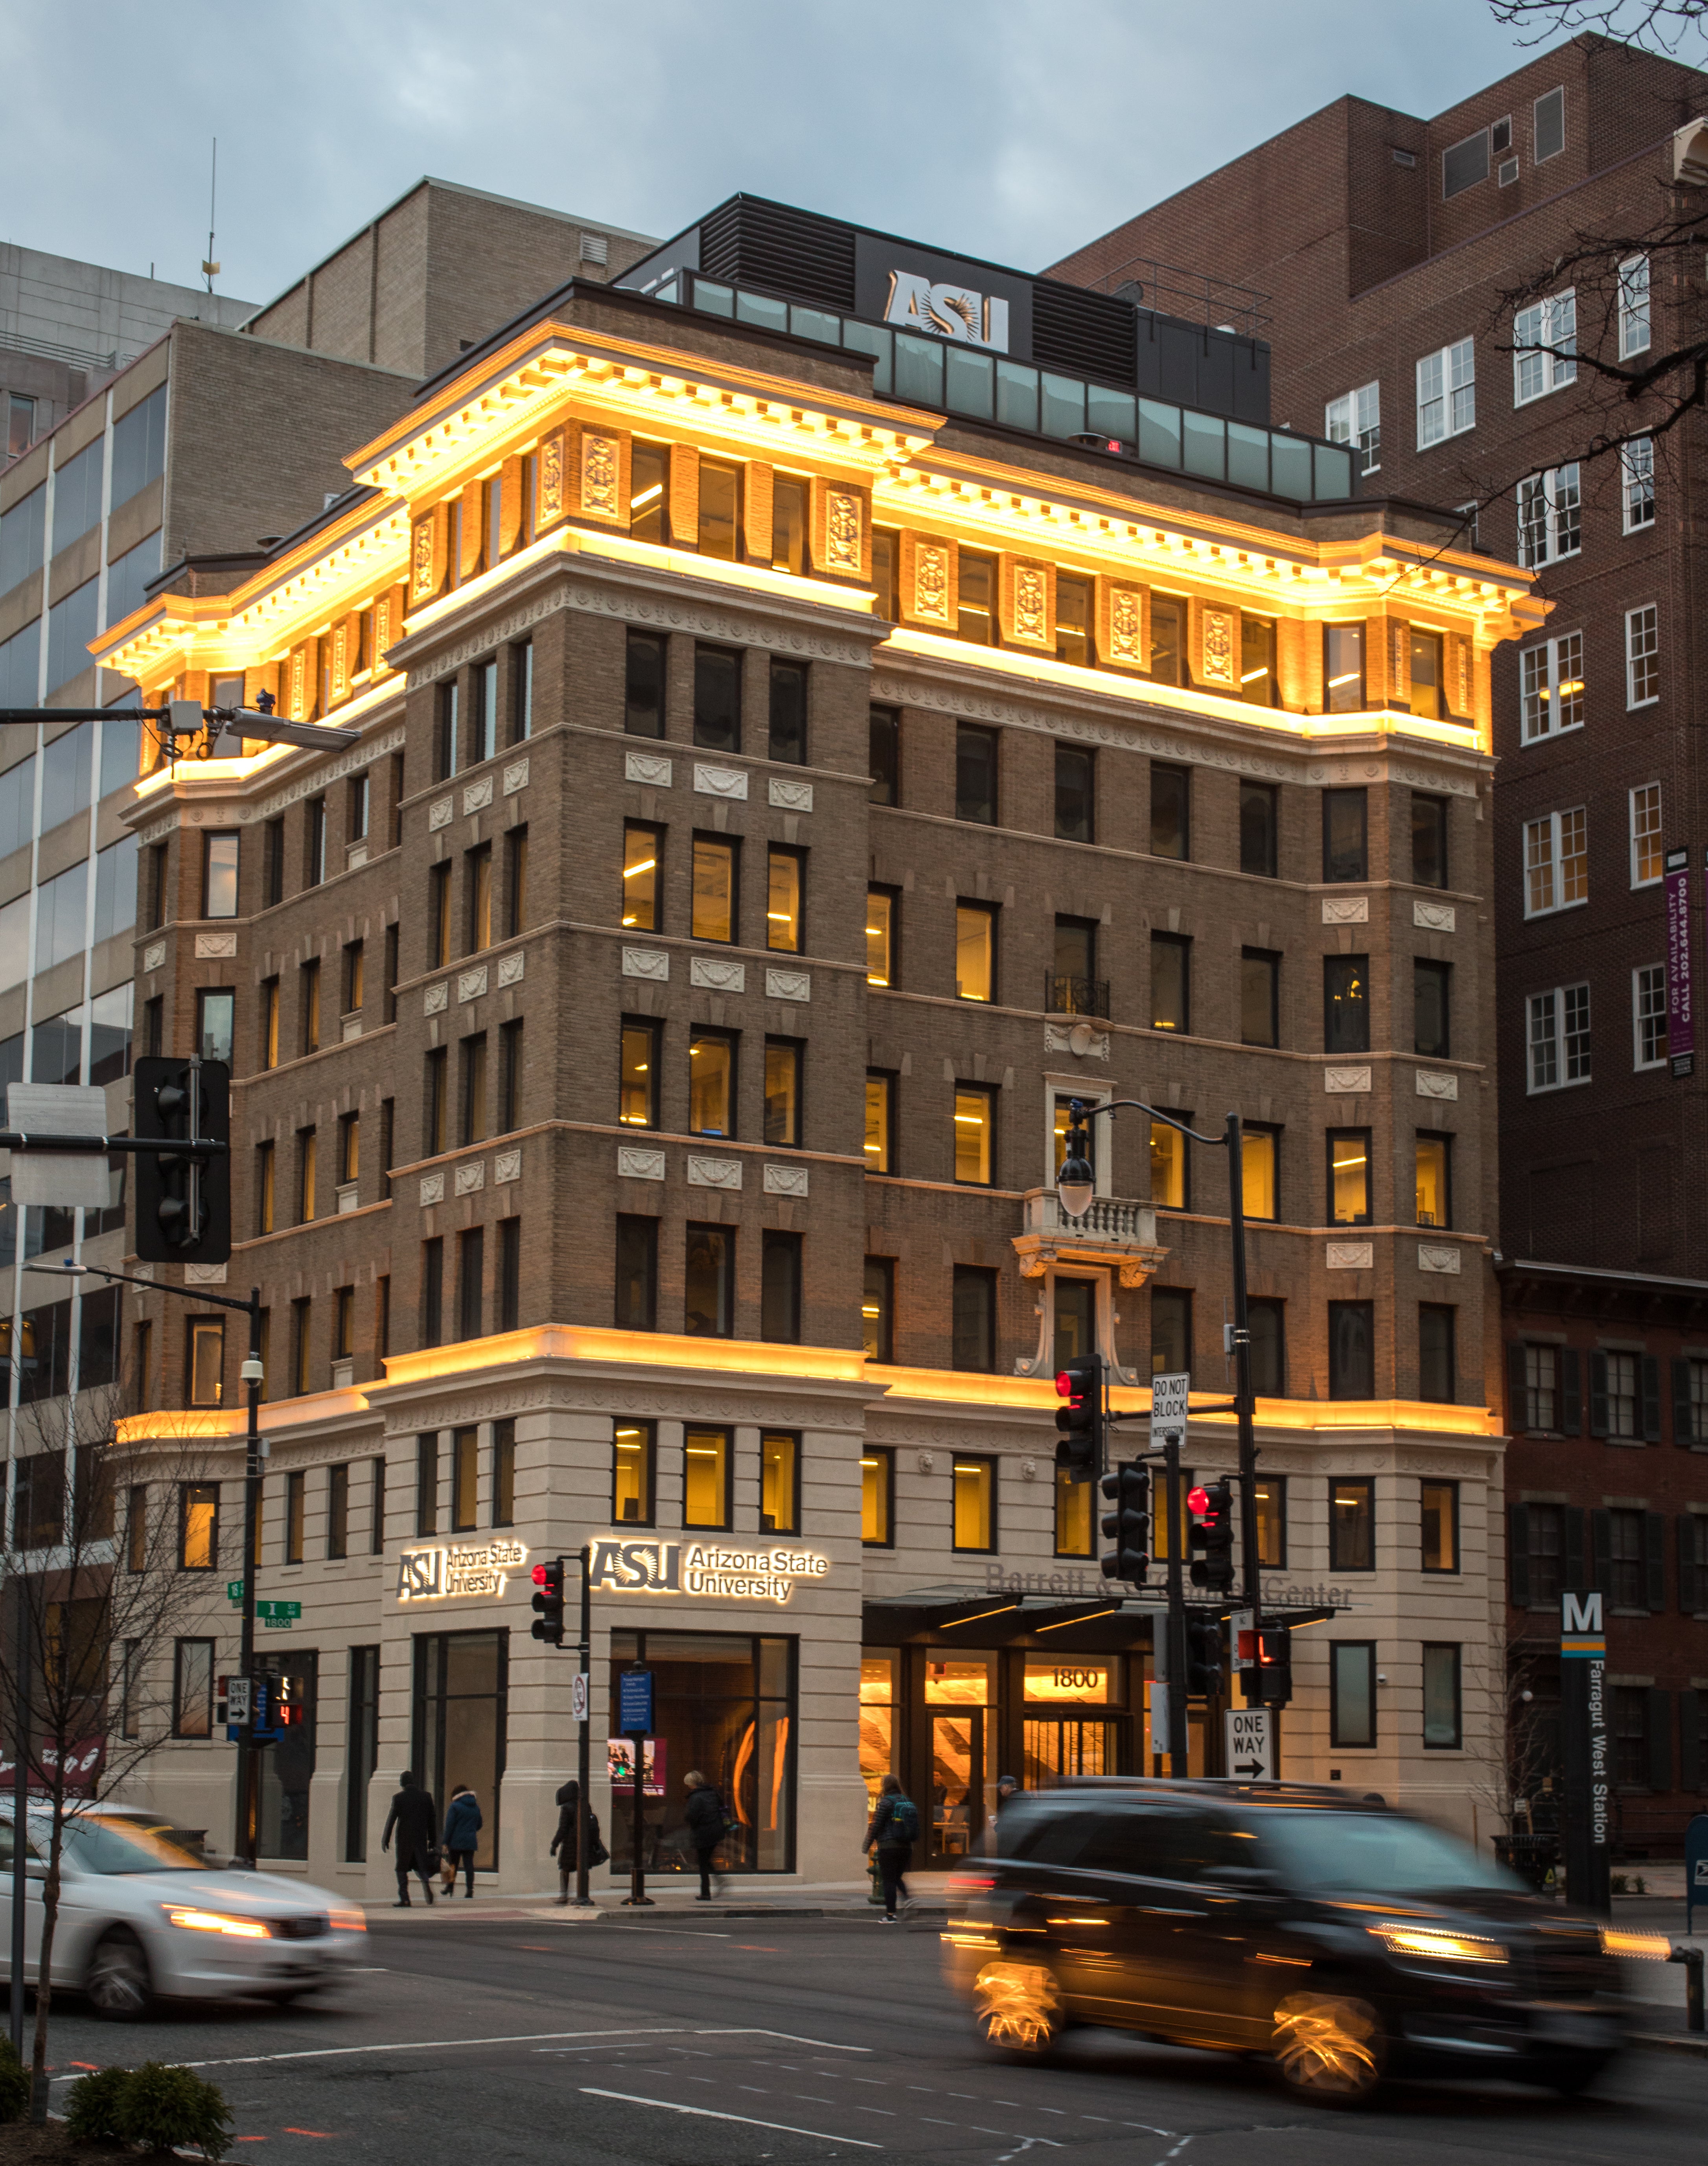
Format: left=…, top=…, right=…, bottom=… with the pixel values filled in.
left=25, top=1261, right=265, bottom=1863
left=1056, top=1100, right=1264, bottom=1737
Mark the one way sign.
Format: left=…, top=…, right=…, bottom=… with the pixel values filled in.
left=1224, top=1705, right=1276, bottom=1781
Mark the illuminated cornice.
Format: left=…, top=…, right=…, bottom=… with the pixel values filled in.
left=344, top=319, right=940, bottom=499
left=114, top=1330, right=1498, bottom=1442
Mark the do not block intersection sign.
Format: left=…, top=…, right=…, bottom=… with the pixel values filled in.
left=1225, top=1705, right=1276, bottom=1781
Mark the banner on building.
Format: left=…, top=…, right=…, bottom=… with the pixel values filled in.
left=1668, top=847, right=1695, bottom=1078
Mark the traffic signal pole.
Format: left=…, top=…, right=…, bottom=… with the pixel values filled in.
left=235, top=1288, right=262, bottom=1868
left=1223, top=1113, right=1265, bottom=1671
left=1161, top=1433, right=1188, bottom=1777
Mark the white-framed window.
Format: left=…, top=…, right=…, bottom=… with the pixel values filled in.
left=1633, top=963, right=1668, bottom=1070
left=1417, top=339, right=1476, bottom=447
left=1455, top=501, right=1482, bottom=548
left=1519, top=631, right=1583, bottom=743
left=1621, top=437, right=1655, bottom=532
left=1524, top=806, right=1588, bottom=916
left=1517, top=463, right=1581, bottom=567
left=1527, top=983, right=1591, bottom=1092
left=1625, top=604, right=1660, bottom=707
left=1326, top=383, right=1381, bottom=474
left=1513, top=291, right=1577, bottom=404
left=1618, top=254, right=1650, bottom=358
left=1630, top=781, right=1663, bottom=886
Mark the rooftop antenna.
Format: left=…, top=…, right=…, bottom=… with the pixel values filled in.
left=201, top=139, right=220, bottom=294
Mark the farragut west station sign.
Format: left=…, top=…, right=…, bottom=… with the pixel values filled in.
left=590, top=1537, right=830, bottom=1606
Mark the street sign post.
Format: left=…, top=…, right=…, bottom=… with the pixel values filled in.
left=1150, top=1371, right=1190, bottom=1435
left=570, top=1673, right=589, bottom=1724
left=1231, top=1608, right=1255, bottom=1676
left=619, top=1670, right=654, bottom=1909
left=1559, top=1588, right=1611, bottom=1916
left=1224, top=1705, right=1275, bottom=1781
left=256, top=1599, right=300, bottom=1630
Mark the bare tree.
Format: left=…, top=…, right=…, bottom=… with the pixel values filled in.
left=1463, top=1613, right=1563, bottom=1867
left=1490, top=1, right=1708, bottom=53
left=0, top=1386, right=230, bottom=2113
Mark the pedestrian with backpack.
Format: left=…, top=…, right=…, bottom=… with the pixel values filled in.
left=862, top=1772, right=919, bottom=1921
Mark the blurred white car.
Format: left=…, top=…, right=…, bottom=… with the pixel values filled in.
left=2, top=1806, right=366, bottom=2018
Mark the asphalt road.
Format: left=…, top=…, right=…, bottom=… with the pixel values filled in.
left=28, top=1909, right=1708, bottom=2165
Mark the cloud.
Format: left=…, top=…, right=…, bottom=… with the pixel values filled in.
left=6, top=0, right=1553, bottom=305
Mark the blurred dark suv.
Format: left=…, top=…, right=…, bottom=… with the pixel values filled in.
left=941, top=1779, right=1626, bottom=2102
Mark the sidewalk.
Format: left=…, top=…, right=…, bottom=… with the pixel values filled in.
left=361, top=1871, right=957, bottom=1920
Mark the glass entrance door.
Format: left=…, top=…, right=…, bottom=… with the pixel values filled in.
left=1021, top=1716, right=1121, bottom=1789
left=929, top=1710, right=985, bottom=1863
left=412, top=1630, right=508, bottom=1870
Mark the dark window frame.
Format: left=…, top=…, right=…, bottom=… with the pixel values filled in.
left=760, top=1229, right=803, bottom=1345
left=767, top=657, right=809, bottom=765
left=692, top=642, right=742, bottom=753
left=1054, top=742, right=1095, bottom=843
left=1329, top=1302, right=1377, bottom=1400
left=1330, top=1640, right=1378, bottom=1748
left=869, top=704, right=900, bottom=804
left=1150, top=762, right=1191, bottom=860
left=684, top=1221, right=735, bottom=1338
left=1322, top=787, right=1369, bottom=883
left=1414, top=957, right=1451, bottom=1059
left=1239, top=780, right=1279, bottom=878
left=612, top=1418, right=657, bottom=1527
left=952, top=1263, right=998, bottom=1372
left=955, top=722, right=999, bottom=825
left=1150, top=931, right=1191, bottom=1034
left=1421, top=1478, right=1461, bottom=1574
left=1327, top=1126, right=1374, bottom=1226
left=615, top=1213, right=659, bottom=1332
left=1240, top=947, right=1280, bottom=1047
left=1323, top=954, right=1371, bottom=1055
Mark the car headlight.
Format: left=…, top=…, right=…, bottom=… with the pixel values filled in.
left=1369, top=1923, right=1508, bottom=1965
left=162, top=1906, right=271, bottom=1940
left=1600, top=1927, right=1671, bottom=1958
left=328, top=1906, right=367, bottom=1934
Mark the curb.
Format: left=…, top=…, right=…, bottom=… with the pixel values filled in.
left=1631, top=2030, right=1708, bottom=2055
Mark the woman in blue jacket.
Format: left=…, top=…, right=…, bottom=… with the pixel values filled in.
left=442, top=1785, right=483, bottom=1897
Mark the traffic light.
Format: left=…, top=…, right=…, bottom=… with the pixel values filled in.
left=133, top=1056, right=230, bottom=1264
left=1184, top=1615, right=1226, bottom=1698
left=1099, top=1461, right=1151, bottom=1586
left=531, top=1557, right=566, bottom=1647
left=1254, top=1626, right=1292, bottom=1708
left=1187, top=1476, right=1236, bottom=1592
left=1054, top=1353, right=1105, bottom=1484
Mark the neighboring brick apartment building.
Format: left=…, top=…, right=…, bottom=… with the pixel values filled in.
left=92, top=193, right=1541, bottom=1892
left=1049, top=35, right=1708, bottom=1848
left=0, top=184, right=652, bottom=1450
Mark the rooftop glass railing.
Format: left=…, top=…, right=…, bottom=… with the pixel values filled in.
left=647, top=270, right=1358, bottom=506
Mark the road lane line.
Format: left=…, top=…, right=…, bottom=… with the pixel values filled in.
left=580, top=2087, right=881, bottom=2146
left=693, top=2029, right=870, bottom=2051
left=173, top=2028, right=686, bottom=2069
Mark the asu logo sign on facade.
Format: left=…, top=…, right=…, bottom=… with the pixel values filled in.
left=883, top=271, right=1010, bottom=351
left=589, top=1537, right=830, bottom=1607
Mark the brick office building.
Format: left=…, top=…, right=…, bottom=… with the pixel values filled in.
left=93, top=195, right=1540, bottom=1893
left=1049, top=36, right=1708, bottom=1844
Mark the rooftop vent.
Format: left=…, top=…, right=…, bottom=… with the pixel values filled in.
left=580, top=232, right=609, bottom=266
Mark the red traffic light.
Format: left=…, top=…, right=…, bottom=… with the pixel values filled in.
left=1186, top=1484, right=1209, bottom=1517
left=531, top=1564, right=549, bottom=1586
left=1055, top=1370, right=1075, bottom=1398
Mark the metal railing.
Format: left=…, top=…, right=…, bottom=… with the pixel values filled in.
left=1045, top=973, right=1110, bottom=1018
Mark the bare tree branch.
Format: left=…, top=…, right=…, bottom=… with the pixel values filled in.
left=1489, top=0, right=1708, bottom=52
left=0, top=1391, right=234, bottom=2106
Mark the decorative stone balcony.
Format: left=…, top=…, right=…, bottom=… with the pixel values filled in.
left=1012, top=1188, right=1168, bottom=1287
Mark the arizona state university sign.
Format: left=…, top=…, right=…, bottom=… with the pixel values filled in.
left=589, top=1536, right=830, bottom=1607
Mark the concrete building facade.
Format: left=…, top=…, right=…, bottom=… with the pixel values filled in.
left=91, top=201, right=1539, bottom=1897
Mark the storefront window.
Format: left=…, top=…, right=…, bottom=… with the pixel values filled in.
left=859, top=1652, right=896, bottom=1808
left=412, top=1629, right=508, bottom=1871
left=609, top=1630, right=795, bottom=1874
left=1022, top=1657, right=1124, bottom=1789
left=256, top=1654, right=317, bottom=1862
left=925, top=1656, right=992, bottom=1861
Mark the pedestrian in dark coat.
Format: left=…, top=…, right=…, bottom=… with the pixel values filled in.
left=862, top=1773, right=918, bottom=1920
left=550, top=1780, right=580, bottom=1904
left=682, top=1770, right=727, bottom=1901
left=381, top=1769, right=438, bottom=1907
left=442, top=1785, right=482, bottom=1897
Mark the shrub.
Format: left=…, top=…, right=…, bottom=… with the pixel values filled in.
left=64, top=2061, right=233, bottom=2159
left=63, top=2065, right=133, bottom=2142
left=0, top=2034, right=28, bottom=2124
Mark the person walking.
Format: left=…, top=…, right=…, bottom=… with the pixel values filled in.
left=986, top=1773, right=1020, bottom=1853
left=683, top=1770, right=727, bottom=1901
left=862, top=1773, right=919, bottom=1921
left=442, top=1783, right=482, bottom=1898
left=381, top=1769, right=438, bottom=1908
left=550, top=1779, right=580, bottom=1903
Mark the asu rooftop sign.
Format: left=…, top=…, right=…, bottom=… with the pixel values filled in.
left=590, top=1536, right=831, bottom=1606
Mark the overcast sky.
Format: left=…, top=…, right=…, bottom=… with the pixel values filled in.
left=6, top=0, right=1592, bottom=308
